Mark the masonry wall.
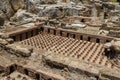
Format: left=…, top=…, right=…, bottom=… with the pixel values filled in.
left=8, top=25, right=114, bottom=43
left=9, top=28, right=39, bottom=42
left=43, top=27, right=114, bottom=43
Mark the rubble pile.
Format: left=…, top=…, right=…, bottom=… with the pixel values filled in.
left=10, top=9, right=38, bottom=22
left=104, top=40, right=120, bottom=67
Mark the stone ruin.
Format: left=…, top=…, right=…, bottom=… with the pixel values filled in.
left=104, top=40, right=120, bottom=67
left=0, top=34, right=33, bottom=57
left=0, top=0, right=120, bottom=80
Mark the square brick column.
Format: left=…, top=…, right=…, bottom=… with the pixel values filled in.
left=62, top=32, right=67, bottom=37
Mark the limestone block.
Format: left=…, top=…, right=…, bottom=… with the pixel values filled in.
left=6, top=44, right=33, bottom=57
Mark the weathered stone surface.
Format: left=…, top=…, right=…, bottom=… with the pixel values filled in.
left=0, top=38, right=8, bottom=45
left=10, top=9, right=38, bottom=22
left=5, top=38, right=14, bottom=44
left=6, top=44, right=33, bottom=57
left=0, top=0, right=13, bottom=20
left=10, top=0, right=24, bottom=11
left=110, top=16, right=120, bottom=24
left=0, top=0, right=23, bottom=20
left=37, top=4, right=85, bottom=19
left=43, top=50, right=120, bottom=80
left=0, top=34, right=9, bottom=39
left=102, top=2, right=115, bottom=10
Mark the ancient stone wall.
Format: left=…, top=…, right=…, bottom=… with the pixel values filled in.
left=43, top=27, right=114, bottom=43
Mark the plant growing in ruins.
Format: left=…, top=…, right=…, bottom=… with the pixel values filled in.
left=112, top=0, right=120, bottom=2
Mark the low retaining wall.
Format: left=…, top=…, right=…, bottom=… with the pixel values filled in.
left=0, top=64, right=65, bottom=80
left=6, top=22, right=44, bottom=42
left=17, top=65, right=65, bottom=80
left=5, top=24, right=114, bottom=43
left=43, top=26, right=114, bottom=43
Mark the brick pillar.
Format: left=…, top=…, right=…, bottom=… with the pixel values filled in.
left=27, top=31, right=31, bottom=38
left=22, top=33, right=26, bottom=40
left=50, top=29, right=54, bottom=35
left=56, top=30, right=61, bottom=36
left=62, top=32, right=67, bottom=37
left=62, top=0, right=67, bottom=2
left=83, top=35, right=88, bottom=41
left=44, top=28, right=48, bottom=34
left=15, top=35, right=20, bottom=41
left=33, top=30, right=36, bottom=36
left=69, top=33, right=75, bottom=38
left=75, top=34, right=80, bottom=40
left=17, top=66, right=24, bottom=74
left=91, top=38, right=97, bottom=43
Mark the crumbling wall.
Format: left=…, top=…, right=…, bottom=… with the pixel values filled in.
left=6, top=44, right=33, bottom=57
left=104, top=40, right=120, bottom=67
left=0, top=33, right=33, bottom=57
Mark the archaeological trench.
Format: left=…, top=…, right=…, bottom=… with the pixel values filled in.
left=0, top=0, right=120, bottom=80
